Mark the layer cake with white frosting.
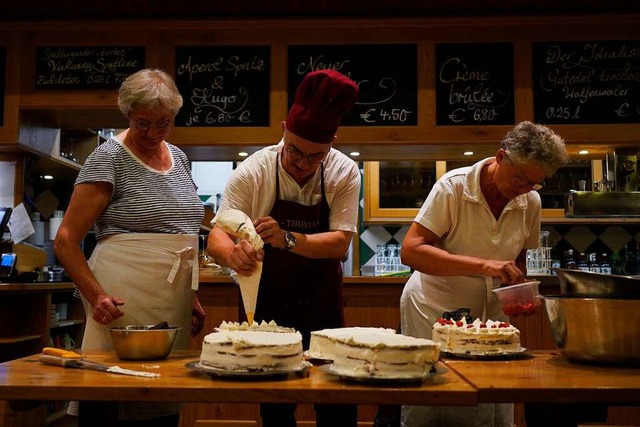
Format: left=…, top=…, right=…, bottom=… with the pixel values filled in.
left=432, top=318, right=521, bottom=354
left=310, top=327, right=440, bottom=378
left=200, top=321, right=305, bottom=372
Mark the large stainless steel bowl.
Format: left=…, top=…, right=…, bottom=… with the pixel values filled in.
left=109, top=325, right=180, bottom=360
left=541, top=296, right=640, bottom=365
left=554, top=268, right=640, bottom=298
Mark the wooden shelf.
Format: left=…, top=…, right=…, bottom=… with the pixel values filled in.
left=0, top=335, right=42, bottom=345
left=50, top=319, right=83, bottom=329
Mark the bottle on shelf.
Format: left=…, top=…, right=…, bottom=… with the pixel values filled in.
left=577, top=252, right=590, bottom=272
left=564, top=249, right=577, bottom=270
left=588, top=252, right=600, bottom=273
left=600, top=253, right=612, bottom=275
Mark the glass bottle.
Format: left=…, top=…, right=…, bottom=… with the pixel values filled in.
left=588, top=252, right=600, bottom=273
left=600, top=253, right=612, bottom=275
left=564, top=249, right=577, bottom=270
left=577, top=252, right=590, bottom=271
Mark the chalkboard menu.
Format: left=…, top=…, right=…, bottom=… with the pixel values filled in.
left=533, top=40, right=640, bottom=124
left=35, top=46, right=144, bottom=89
left=174, top=46, right=270, bottom=127
left=435, top=43, right=515, bottom=126
left=0, top=47, right=5, bottom=127
left=288, top=44, right=417, bottom=126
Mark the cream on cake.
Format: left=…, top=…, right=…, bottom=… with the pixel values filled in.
left=217, top=320, right=296, bottom=333
left=310, top=327, right=440, bottom=378
left=432, top=317, right=521, bottom=354
left=200, top=321, right=306, bottom=372
left=308, top=327, right=396, bottom=360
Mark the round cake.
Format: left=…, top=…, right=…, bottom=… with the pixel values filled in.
left=308, top=326, right=396, bottom=360
left=432, top=317, right=521, bottom=354
left=199, top=321, right=307, bottom=372
left=310, top=327, right=440, bottom=378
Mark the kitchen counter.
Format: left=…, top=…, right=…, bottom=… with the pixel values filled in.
left=198, top=274, right=410, bottom=285
left=199, top=272, right=559, bottom=286
left=1, top=350, right=638, bottom=406
left=0, top=282, right=75, bottom=291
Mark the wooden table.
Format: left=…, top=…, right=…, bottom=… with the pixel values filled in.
left=1, top=350, right=639, bottom=410
left=443, top=350, right=640, bottom=405
left=0, top=351, right=475, bottom=406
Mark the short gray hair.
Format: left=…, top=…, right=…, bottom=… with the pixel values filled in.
left=117, top=68, right=183, bottom=117
left=501, top=121, right=569, bottom=176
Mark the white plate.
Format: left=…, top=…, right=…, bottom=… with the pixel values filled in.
left=441, top=347, right=530, bottom=360
left=185, top=361, right=310, bottom=379
left=319, top=363, right=437, bottom=384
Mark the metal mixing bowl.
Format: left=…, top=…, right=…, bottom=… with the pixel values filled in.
left=541, top=296, right=640, bottom=365
left=554, top=268, right=640, bottom=298
left=109, top=325, right=181, bottom=360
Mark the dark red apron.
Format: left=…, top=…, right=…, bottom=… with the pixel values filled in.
left=251, top=155, right=344, bottom=349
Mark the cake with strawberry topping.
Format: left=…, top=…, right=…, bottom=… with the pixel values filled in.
left=432, top=318, right=521, bottom=354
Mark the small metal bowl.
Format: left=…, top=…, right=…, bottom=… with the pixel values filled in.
left=108, top=325, right=181, bottom=360
left=541, top=295, right=640, bottom=365
left=554, top=268, right=640, bottom=298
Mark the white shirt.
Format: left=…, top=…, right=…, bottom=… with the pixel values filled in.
left=214, top=140, right=361, bottom=232
left=401, top=157, right=541, bottom=336
left=418, top=157, right=540, bottom=259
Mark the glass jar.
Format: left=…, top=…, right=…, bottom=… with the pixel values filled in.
left=375, top=244, right=387, bottom=276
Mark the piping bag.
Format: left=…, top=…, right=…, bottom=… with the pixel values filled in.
left=215, top=209, right=264, bottom=325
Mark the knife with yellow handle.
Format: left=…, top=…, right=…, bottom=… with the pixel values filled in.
left=42, top=347, right=84, bottom=358
left=39, top=353, right=160, bottom=377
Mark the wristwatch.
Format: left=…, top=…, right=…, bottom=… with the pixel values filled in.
left=283, top=230, right=297, bottom=250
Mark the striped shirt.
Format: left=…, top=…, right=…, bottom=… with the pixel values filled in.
left=76, top=138, right=204, bottom=241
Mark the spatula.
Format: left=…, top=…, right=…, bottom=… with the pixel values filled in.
left=148, top=321, right=169, bottom=330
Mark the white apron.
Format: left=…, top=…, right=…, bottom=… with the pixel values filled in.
left=78, top=233, right=198, bottom=420
left=400, top=274, right=513, bottom=427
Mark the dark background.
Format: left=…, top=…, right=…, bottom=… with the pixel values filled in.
left=1, top=0, right=639, bottom=21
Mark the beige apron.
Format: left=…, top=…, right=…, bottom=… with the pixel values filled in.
left=78, top=233, right=198, bottom=420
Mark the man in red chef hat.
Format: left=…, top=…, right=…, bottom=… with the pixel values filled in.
left=208, top=69, right=360, bottom=427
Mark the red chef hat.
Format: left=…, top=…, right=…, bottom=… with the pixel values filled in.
left=286, top=70, right=359, bottom=144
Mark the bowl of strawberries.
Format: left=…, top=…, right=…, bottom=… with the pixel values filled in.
left=493, top=281, right=541, bottom=316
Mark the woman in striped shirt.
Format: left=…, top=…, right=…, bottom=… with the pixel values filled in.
left=54, top=68, right=205, bottom=427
